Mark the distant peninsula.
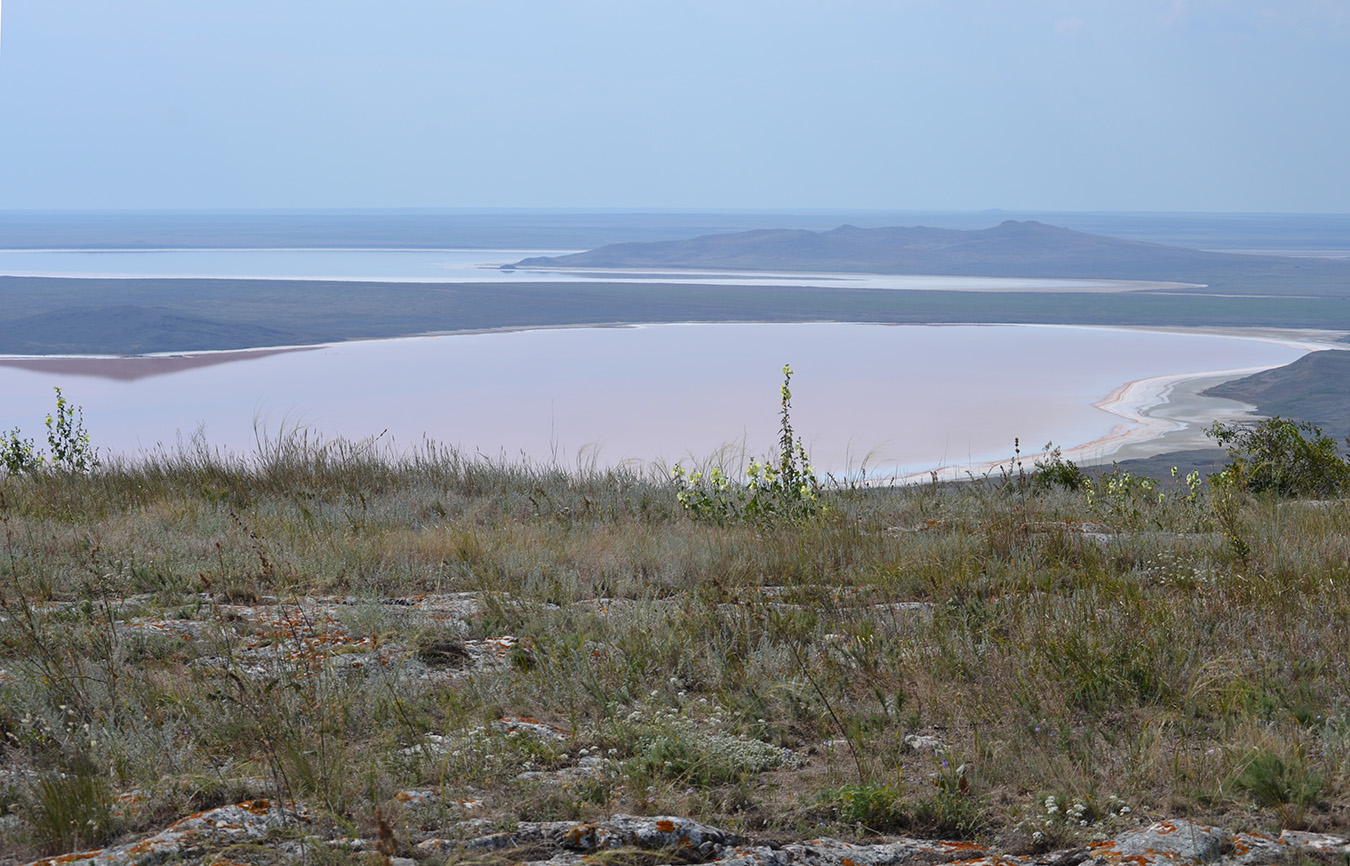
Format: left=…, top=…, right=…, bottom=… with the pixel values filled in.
left=514, top=220, right=1347, bottom=289
left=1202, top=348, right=1350, bottom=438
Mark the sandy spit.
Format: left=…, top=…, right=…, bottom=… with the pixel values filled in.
left=895, top=326, right=1349, bottom=484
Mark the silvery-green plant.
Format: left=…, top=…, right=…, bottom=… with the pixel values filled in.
left=673, top=365, right=822, bottom=525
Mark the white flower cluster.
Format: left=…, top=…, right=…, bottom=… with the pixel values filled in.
left=1040, top=794, right=1089, bottom=827
left=1019, top=793, right=1131, bottom=841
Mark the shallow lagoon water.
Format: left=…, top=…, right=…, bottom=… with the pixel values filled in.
left=0, top=248, right=1172, bottom=292
left=0, top=323, right=1307, bottom=477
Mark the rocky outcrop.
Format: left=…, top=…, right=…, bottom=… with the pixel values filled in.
left=19, top=807, right=1350, bottom=866
left=20, top=800, right=314, bottom=866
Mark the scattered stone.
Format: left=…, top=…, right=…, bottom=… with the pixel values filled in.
left=1083, top=819, right=1283, bottom=866
left=1089, top=819, right=1225, bottom=863
left=886, top=519, right=951, bottom=534
left=1280, top=830, right=1350, bottom=853
left=495, top=717, right=568, bottom=741
left=903, top=733, right=946, bottom=753
left=517, top=755, right=609, bottom=784
left=775, top=835, right=989, bottom=866
left=563, top=814, right=739, bottom=853
left=710, top=845, right=791, bottom=866
left=18, top=592, right=504, bottom=684
left=583, top=639, right=627, bottom=663
left=393, top=789, right=440, bottom=806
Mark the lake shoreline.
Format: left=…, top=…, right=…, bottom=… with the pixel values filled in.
left=3, top=322, right=1342, bottom=477
left=0, top=246, right=1199, bottom=292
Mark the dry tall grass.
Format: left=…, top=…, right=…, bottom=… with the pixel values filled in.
left=1, top=435, right=1347, bottom=861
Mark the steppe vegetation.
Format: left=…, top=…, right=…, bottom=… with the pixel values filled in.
left=2, top=390, right=1350, bottom=864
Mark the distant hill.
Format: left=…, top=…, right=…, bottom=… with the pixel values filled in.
left=1202, top=349, right=1350, bottom=438
left=0, top=304, right=306, bottom=355
left=515, top=220, right=1347, bottom=287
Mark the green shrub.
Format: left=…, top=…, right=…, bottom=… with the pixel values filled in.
left=1, top=428, right=41, bottom=476
left=910, top=788, right=986, bottom=839
left=1032, top=445, right=1086, bottom=492
left=825, top=769, right=985, bottom=838
left=1207, top=417, right=1350, bottom=497
left=826, top=783, right=905, bottom=831
left=1, top=387, right=99, bottom=476
left=45, top=388, right=98, bottom=473
left=1236, top=751, right=1325, bottom=811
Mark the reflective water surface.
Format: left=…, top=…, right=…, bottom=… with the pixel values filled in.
left=0, top=248, right=1171, bottom=292
left=0, top=324, right=1307, bottom=477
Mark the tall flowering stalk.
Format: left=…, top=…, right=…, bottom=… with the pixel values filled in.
left=673, top=365, right=822, bottom=525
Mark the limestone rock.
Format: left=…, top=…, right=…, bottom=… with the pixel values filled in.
left=18, top=806, right=1326, bottom=866
left=20, top=800, right=314, bottom=866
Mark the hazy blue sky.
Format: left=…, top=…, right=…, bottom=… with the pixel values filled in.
left=1, top=1, right=1347, bottom=212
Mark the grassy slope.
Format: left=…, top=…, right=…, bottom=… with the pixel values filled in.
left=1202, top=350, right=1350, bottom=439
left=1, top=448, right=1348, bottom=860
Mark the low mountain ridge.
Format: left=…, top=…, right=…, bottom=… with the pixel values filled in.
left=514, top=220, right=1324, bottom=282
